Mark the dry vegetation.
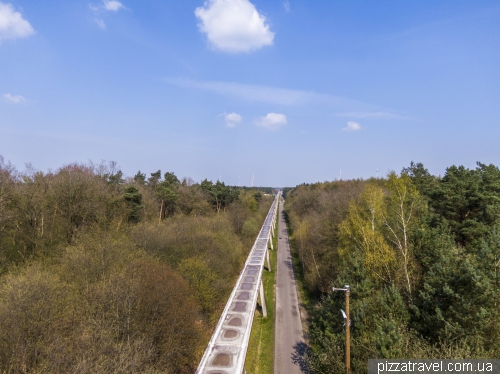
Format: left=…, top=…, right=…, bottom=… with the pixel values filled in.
left=0, top=156, right=273, bottom=373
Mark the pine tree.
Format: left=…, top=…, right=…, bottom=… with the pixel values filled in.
left=123, top=186, right=142, bottom=223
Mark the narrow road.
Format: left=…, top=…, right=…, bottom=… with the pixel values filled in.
left=274, top=201, right=308, bottom=374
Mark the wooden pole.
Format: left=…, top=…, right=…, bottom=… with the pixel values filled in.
left=334, top=285, right=351, bottom=374
left=345, top=285, right=350, bottom=374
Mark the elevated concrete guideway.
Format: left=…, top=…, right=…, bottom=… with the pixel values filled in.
left=196, top=192, right=280, bottom=374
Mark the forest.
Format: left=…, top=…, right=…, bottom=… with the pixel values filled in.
left=0, top=155, right=273, bottom=373
left=2, top=154, right=498, bottom=374
left=284, top=162, right=500, bottom=373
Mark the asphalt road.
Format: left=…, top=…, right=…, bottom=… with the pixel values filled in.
left=274, top=201, right=308, bottom=374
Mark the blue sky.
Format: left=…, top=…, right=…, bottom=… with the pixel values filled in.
left=1, top=0, right=499, bottom=186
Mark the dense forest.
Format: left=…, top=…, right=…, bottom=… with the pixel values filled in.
left=233, top=186, right=278, bottom=195
left=285, top=162, right=500, bottom=373
left=0, top=155, right=273, bottom=373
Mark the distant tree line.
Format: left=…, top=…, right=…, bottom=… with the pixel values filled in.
left=0, top=155, right=273, bottom=373
left=232, top=186, right=279, bottom=195
left=284, top=162, right=500, bottom=373
left=281, top=186, right=294, bottom=198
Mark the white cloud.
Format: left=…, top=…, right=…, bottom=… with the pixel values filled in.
left=3, top=93, right=26, bottom=104
left=0, top=2, right=34, bottom=42
left=95, top=18, right=106, bottom=29
left=195, top=0, right=274, bottom=53
left=103, top=0, right=124, bottom=12
left=283, top=2, right=290, bottom=12
left=89, top=0, right=124, bottom=29
left=221, top=111, right=242, bottom=127
left=342, top=121, right=361, bottom=131
left=255, top=113, right=287, bottom=130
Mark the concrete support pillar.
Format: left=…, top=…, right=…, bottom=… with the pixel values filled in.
left=259, top=279, right=268, bottom=317
left=266, top=248, right=271, bottom=272
left=269, top=236, right=273, bottom=250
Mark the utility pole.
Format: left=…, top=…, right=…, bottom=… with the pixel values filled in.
left=332, top=285, right=350, bottom=374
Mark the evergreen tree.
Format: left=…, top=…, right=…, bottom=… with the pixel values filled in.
left=401, top=162, right=438, bottom=199
left=123, top=186, right=142, bottom=223
left=147, top=170, right=161, bottom=189
left=155, top=172, right=180, bottom=220
left=133, top=171, right=146, bottom=185
left=430, top=163, right=500, bottom=249
left=106, top=170, right=124, bottom=186
left=412, top=225, right=500, bottom=349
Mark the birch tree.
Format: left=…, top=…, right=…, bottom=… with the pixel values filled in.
left=383, top=172, right=425, bottom=301
left=339, top=184, right=396, bottom=284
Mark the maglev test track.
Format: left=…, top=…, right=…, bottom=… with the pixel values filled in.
left=196, top=192, right=280, bottom=374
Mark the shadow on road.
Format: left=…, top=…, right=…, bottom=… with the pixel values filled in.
left=291, top=341, right=310, bottom=373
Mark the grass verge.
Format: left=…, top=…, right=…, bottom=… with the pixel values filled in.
left=244, top=204, right=279, bottom=373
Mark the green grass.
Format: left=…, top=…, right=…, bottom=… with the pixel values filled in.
left=244, top=207, right=279, bottom=373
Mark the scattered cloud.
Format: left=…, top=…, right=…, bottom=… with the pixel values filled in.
left=89, top=0, right=125, bottom=29
left=221, top=111, right=242, bottom=127
left=103, top=0, right=124, bottom=12
left=167, top=77, right=364, bottom=107
left=255, top=113, right=287, bottom=130
left=167, top=78, right=411, bottom=120
left=0, top=2, right=35, bottom=42
left=342, top=121, right=361, bottom=131
left=283, top=1, right=290, bottom=12
left=93, top=18, right=105, bottom=28
left=95, top=18, right=106, bottom=29
left=195, top=0, right=274, bottom=53
left=3, top=93, right=27, bottom=104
